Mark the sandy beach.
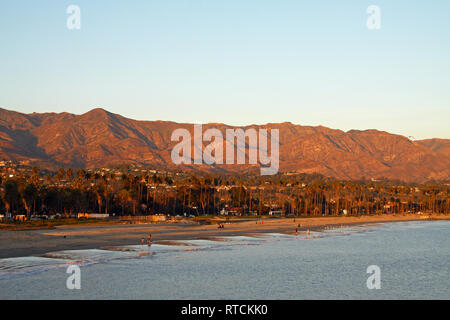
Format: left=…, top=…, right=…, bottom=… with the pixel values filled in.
left=0, top=214, right=448, bottom=259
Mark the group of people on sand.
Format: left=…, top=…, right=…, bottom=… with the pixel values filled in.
left=218, top=223, right=225, bottom=229
left=141, top=234, right=152, bottom=246
left=294, top=223, right=310, bottom=237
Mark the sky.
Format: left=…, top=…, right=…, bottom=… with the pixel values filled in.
left=0, top=0, right=449, bottom=140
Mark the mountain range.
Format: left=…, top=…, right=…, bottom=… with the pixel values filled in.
left=0, top=107, right=448, bottom=182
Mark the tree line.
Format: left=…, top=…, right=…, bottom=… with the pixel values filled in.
left=0, top=167, right=448, bottom=218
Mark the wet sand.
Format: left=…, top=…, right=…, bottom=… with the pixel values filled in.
left=0, top=214, right=448, bottom=258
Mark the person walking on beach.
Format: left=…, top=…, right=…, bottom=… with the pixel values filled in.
left=141, top=237, right=145, bottom=244
left=295, top=228, right=298, bottom=236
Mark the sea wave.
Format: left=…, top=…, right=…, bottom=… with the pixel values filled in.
left=0, top=226, right=377, bottom=280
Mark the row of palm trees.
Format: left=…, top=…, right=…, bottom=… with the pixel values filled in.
left=0, top=167, right=448, bottom=218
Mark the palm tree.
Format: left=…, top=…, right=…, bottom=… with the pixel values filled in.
left=117, top=189, right=131, bottom=215
left=2, top=180, right=19, bottom=220
left=20, top=182, right=38, bottom=219
left=94, top=185, right=104, bottom=213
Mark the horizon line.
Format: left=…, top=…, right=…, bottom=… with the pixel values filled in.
left=0, top=106, right=444, bottom=141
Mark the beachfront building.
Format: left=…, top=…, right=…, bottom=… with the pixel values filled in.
left=77, top=213, right=110, bottom=219
left=268, top=210, right=284, bottom=216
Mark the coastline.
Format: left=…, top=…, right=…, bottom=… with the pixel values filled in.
left=0, top=214, right=448, bottom=259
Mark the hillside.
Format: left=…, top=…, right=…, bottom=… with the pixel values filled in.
left=0, top=107, right=448, bottom=182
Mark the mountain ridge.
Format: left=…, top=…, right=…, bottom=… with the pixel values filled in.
left=0, top=107, right=448, bottom=182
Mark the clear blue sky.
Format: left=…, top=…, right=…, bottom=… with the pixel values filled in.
left=0, top=0, right=449, bottom=139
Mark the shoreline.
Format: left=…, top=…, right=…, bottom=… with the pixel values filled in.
left=0, top=214, right=448, bottom=259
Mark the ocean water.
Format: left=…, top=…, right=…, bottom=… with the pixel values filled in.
left=0, top=221, right=449, bottom=299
